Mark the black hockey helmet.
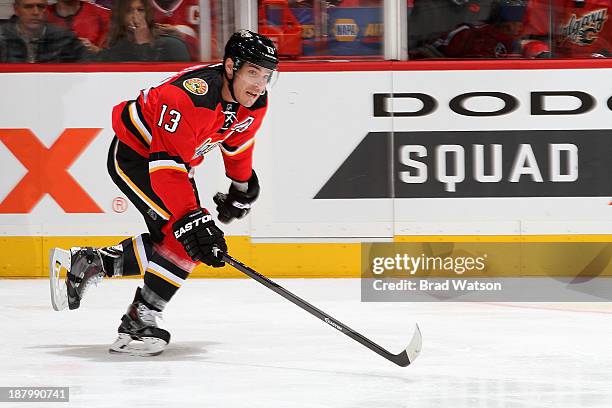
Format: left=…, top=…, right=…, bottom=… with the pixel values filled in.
left=224, top=29, right=279, bottom=72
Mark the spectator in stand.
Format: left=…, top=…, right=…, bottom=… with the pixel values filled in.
left=519, top=0, right=612, bottom=58
left=94, top=0, right=113, bottom=10
left=0, top=0, right=87, bottom=62
left=94, top=0, right=189, bottom=61
left=408, top=0, right=494, bottom=52
left=47, top=0, right=111, bottom=53
left=150, top=0, right=200, bottom=60
left=411, top=0, right=550, bottom=58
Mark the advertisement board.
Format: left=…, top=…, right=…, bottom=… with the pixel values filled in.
left=1, top=61, right=612, bottom=276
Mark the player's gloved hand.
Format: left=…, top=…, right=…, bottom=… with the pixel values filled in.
left=172, top=209, right=227, bottom=267
left=213, top=170, right=260, bottom=224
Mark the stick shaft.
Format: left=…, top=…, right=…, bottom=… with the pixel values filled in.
left=222, top=253, right=412, bottom=366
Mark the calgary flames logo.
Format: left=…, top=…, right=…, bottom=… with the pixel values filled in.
left=193, top=137, right=220, bottom=159
left=559, top=8, right=608, bottom=46
left=183, top=78, right=208, bottom=95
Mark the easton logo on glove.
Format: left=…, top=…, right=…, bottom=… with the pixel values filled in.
left=213, top=170, right=260, bottom=224
left=173, top=213, right=213, bottom=239
left=172, top=209, right=227, bottom=267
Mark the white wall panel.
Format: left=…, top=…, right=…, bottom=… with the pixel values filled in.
left=0, top=67, right=610, bottom=238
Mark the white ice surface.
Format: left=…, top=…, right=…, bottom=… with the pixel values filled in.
left=1, top=278, right=612, bottom=408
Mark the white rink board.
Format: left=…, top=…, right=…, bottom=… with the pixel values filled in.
left=1, top=68, right=611, bottom=238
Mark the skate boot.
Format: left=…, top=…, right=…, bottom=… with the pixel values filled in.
left=50, top=246, right=119, bottom=311
left=109, top=287, right=171, bottom=357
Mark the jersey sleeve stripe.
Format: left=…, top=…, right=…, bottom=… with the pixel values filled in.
left=128, top=101, right=153, bottom=145
left=113, top=146, right=171, bottom=220
left=149, top=160, right=188, bottom=173
left=120, top=102, right=151, bottom=149
left=135, top=98, right=153, bottom=134
left=220, top=138, right=255, bottom=157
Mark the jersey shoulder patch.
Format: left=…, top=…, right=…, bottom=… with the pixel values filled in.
left=170, top=65, right=223, bottom=110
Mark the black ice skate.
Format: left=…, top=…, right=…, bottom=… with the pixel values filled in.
left=109, top=287, right=170, bottom=357
left=49, top=246, right=118, bottom=311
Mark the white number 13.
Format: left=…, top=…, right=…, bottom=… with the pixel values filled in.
left=157, top=104, right=182, bottom=133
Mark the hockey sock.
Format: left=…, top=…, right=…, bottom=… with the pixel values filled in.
left=141, top=250, right=189, bottom=311
left=108, top=234, right=154, bottom=277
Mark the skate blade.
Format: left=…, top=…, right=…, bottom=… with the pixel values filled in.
left=49, top=248, right=71, bottom=311
left=109, top=334, right=167, bottom=357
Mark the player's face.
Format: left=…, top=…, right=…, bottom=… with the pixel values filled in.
left=232, top=63, right=273, bottom=107
left=14, top=0, right=47, bottom=32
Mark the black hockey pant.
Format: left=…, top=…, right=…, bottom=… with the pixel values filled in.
left=106, top=136, right=193, bottom=311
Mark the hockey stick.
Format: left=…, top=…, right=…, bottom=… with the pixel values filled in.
left=221, top=252, right=422, bottom=367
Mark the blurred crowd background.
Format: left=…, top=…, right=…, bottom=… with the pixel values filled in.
left=0, top=0, right=609, bottom=63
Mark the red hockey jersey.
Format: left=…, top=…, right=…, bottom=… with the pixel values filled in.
left=554, top=0, right=612, bottom=57
left=151, top=0, right=201, bottom=60
left=521, top=0, right=550, bottom=37
left=47, top=1, right=111, bottom=47
left=112, top=64, right=268, bottom=261
left=434, top=21, right=550, bottom=58
left=434, top=23, right=520, bottom=58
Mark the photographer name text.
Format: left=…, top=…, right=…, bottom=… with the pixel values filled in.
left=373, top=279, right=502, bottom=292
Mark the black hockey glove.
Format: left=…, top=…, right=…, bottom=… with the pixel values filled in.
left=172, top=209, right=227, bottom=267
left=213, top=170, right=260, bottom=224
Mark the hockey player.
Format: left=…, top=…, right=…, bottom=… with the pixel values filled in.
left=50, top=29, right=279, bottom=356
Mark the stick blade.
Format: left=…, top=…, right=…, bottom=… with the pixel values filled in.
left=391, top=324, right=422, bottom=367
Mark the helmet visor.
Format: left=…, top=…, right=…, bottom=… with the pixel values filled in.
left=235, top=62, right=278, bottom=89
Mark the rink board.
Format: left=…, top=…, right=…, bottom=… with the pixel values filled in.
left=1, top=61, right=612, bottom=277
left=5, top=234, right=612, bottom=278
